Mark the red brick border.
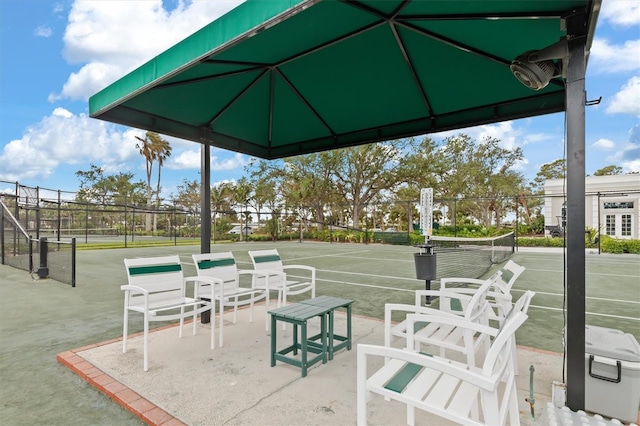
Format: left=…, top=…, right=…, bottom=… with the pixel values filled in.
left=56, top=325, right=187, bottom=426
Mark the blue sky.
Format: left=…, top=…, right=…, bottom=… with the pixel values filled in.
left=1, top=0, right=638, bottom=200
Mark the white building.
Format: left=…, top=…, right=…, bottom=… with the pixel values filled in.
left=544, top=175, right=640, bottom=239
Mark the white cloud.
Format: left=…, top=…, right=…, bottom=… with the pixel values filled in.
left=54, top=0, right=244, bottom=101
left=168, top=148, right=249, bottom=171
left=590, top=39, right=640, bottom=74
left=169, top=149, right=201, bottom=169
left=600, top=0, right=640, bottom=27
left=434, top=121, right=552, bottom=152
left=606, top=76, right=640, bottom=116
left=606, top=142, right=640, bottom=173
left=592, top=138, right=615, bottom=150
left=34, top=25, right=53, bottom=37
left=0, top=108, right=139, bottom=181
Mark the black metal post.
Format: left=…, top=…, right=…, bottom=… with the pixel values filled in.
left=71, top=237, right=76, bottom=288
left=565, top=11, right=587, bottom=412
left=85, top=204, right=89, bottom=244
left=201, top=144, right=211, bottom=254
left=35, top=187, right=40, bottom=240
left=597, top=192, right=601, bottom=254
left=37, top=237, right=49, bottom=278
left=57, top=190, right=61, bottom=241
left=1, top=206, right=4, bottom=265
left=124, top=194, right=128, bottom=248
left=200, top=144, right=212, bottom=324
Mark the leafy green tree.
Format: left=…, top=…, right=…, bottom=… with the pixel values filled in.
left=594, top=165, right=623, bottom=176
left=404, top=134, right=524, bottom=227
left=532, top=159, right=566, bottom=193
left=331, top=141, right=408, bottom=229
left=75, top=164, right=144, bottom=205
left=222, top=178, right=252, bottom=240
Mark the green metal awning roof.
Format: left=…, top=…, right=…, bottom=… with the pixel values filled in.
left=89, top=0, right=599, bottom=159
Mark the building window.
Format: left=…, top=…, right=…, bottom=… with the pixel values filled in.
left=605, top=215, right=615, bottom=236
left=603, top=201, right=634, bottom=209
left=621, top=214, right=631, bottom=237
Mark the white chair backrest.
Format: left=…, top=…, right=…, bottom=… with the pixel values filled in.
left=504, top=290, right=535, bottom=321
left=482, top=311, right=528, bottom=377
left=501, top=260, right=525, bottom=290
left=124, top=255, right=184, bottom=307
left=464, top=273, right=501, bottom=321
left=249, top=249, right=284, bottom=272
left=192, top=252, right=239, bottom=293
left=248, top=249, right=285, bottom=287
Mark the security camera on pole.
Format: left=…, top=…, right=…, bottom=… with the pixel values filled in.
left=415, top=188, right=437, bottom=305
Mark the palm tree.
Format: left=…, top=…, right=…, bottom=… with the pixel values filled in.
left=135, top=132, right=172, bottom=232
left=152, top=137, right=172, bottom=232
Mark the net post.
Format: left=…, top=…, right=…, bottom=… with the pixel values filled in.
left=418, top=188, right=436, bottom=305
left=37, top=237, right=49, bottom=279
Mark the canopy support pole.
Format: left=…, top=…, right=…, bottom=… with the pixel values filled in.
left=565, top=10, right=587, bottom=412
left=201, top=144, right=211, bottom=254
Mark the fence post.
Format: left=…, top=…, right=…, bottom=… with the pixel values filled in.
left=71, top=238, right=76, bottom=287
left=1, top=205, right=4, bottom=265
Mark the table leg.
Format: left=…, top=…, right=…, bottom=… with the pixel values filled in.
left=328, top=310, right=335, bottom=361
left=347, top=304, right=352, bottom=350
left=321, top=314, right=327, bottom=364
left=293, top=322, right=298, bottom=356
left=270, top=315, right=277, bottom=367
left=301, top=320, right=307, bottom=377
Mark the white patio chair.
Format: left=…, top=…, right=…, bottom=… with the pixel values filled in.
left=384, top=273, right=499, bottom=367
left=122, top=255, right=214, bottom=371
left=406, top=290, right=536, bottom=375
left=439, top=260, right=526, bottom=325
left=357, top=310, right=529, bottom=426
left=191, top=252, right=267, bottom=346
left=248, top=249, right=316, bottom=330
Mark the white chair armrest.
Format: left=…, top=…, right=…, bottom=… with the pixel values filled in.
left=414, top=289, right=473, bottom=307
left=358, top=343, right=496, bottom=391
left=185, top=275, right=220, bottom=300
left=249, top=269, right=287, bottom=291
left=121, top=284, right=149, bottom=295
left=282, top=264, right=315, bottom=273
left=440, top=277, right=487, bottom=289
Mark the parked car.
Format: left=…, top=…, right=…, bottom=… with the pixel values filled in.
left=385, top=228, right=397, bottom=232
left=228, top=226, right=253, bottom=235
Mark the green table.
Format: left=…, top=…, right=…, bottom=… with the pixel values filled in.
left=299, top=296, right=354, bottom=361
left=268, top=303, right=328, bottom=377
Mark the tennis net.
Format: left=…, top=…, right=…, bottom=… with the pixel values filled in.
left=429, top=232, right=515, bottom=280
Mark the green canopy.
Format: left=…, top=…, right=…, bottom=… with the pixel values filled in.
left=89, top=0, right=599, bottom=159
left=89, top=0, right=601, bottom=411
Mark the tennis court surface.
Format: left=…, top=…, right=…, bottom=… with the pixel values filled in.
left=1, top=241, right=638, bottom=424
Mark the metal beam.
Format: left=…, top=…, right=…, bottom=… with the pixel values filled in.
left=201, top=144, right=211, bottom=254
left=565, top=10, right=587, bottom=412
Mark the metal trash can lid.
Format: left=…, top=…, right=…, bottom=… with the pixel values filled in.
left=585, top=325, right=640, bottom=362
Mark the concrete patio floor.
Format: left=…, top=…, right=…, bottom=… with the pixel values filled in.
left=58, top=304, right=570, bottom=426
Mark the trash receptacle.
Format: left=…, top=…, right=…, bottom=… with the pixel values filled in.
left=585, top=325, right=640, bottom=423
left=414, top=244, right=436, bottom=305
left=414, top=243, right=436, bottom=280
